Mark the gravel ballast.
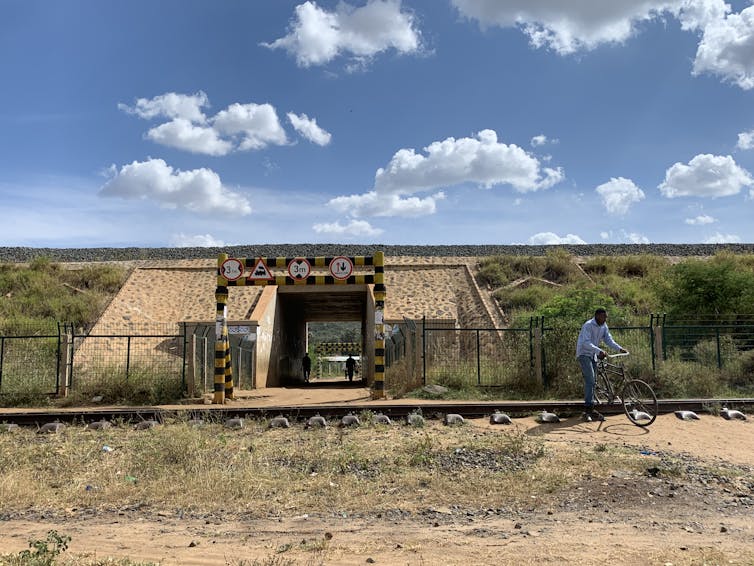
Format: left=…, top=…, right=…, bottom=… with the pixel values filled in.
left=1, top=243, right=754, bottom=263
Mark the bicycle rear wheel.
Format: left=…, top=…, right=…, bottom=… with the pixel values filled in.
left=621, top=379, right=658, bottom=426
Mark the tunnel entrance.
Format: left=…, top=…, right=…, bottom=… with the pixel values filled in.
left=276, top=286, right=370, bottom=385
left=213, top=252, right=385, bottom=403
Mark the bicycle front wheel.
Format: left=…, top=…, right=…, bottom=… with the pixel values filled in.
left=621, top=379, right=658, bottom=427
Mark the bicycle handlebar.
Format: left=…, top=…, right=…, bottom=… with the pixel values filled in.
left=594, top=351, right=630, bottom=362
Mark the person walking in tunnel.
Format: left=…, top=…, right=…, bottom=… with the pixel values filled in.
left=345, top=355, right=356, bottom=382
left=302, top=352, right=312, bottom=383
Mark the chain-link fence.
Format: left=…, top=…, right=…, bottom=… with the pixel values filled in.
left=66, top=321, right=187, bottom=395
left=420, top=314, right=754, bottom=398
left=659, top=314, right=754, bottom=368
left=4, top=313, right=754, bottom=401
left=0, top=321, right=61, bottom=396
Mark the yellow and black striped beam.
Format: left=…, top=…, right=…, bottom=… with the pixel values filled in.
left=214, top=253, right=234, bottom=404
left=372, top=251, right=386, bottom=399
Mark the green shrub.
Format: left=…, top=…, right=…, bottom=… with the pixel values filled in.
left=494, top=285, right=556, bottom=313
left=655, top=360, right=722, bottom=398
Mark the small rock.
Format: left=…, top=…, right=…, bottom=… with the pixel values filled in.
left=443, top=413, right=464, bottom=426
left=340, top=413, right=361, bottom=427
left=406, top=413, right=425, bottom=427
left=188, top=540, right=199, bottom=547
left=537, top=411, right=560, bottom=423
left=91, top=395, right=104, bottom=403
left=366, top=558, right=375, bottom=564
left=374, top=413, right=392, bottom=425
left=305, top=414, right=327, bottom=429
left=38, top=422, right=65, bottom=434
left=490, top=411, right=512, bottom=425
left=224, top=417, right=244, bottom=429
left=134, top=420, right=158, bottom=430
left=422, top=384, right=448, bottom=396
left=269, top=416, right=290, bottom=428
left=674, top=410, right=699, bottom=421
left=86, top=420, right=111, bottom=431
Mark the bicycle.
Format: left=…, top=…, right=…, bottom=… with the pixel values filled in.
left=594, top=353, right=658, bottom=427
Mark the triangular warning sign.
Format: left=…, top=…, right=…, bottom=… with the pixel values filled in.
left=248, top=258, right=274, bottom=280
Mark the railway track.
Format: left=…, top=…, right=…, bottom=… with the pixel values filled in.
left=2, top=398, right=752, bottom=426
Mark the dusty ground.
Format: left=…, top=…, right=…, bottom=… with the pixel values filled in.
left=1, top=386, right=753, bottom=565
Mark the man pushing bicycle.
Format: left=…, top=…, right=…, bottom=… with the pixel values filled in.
left=576, top=308, right=627, bottom=422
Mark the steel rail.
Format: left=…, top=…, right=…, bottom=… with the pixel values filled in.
left=1, top=398, right=753, bottom=426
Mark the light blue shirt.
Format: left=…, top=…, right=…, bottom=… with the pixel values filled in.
left=576, top=318, right=622, bottom=358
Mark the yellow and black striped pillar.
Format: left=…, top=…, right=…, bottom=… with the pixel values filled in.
left=372, top=250, right=386, bottom=399
left=214, top=253, right=230, bottom=404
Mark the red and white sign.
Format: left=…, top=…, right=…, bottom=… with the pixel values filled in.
left=248, top=258, right=274, bottom=280
left=220, top=258, right=244, bottom=281
left=287, top=258, right=311, bottom=280
left=329, top=256, right=353, bottom=280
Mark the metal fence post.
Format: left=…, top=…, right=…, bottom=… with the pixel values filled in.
left=476, top=329, right=481, bottom=386
left=125, top=336, right=132, bottom=380
left=422, top=315, right=427, bottom=385
left=0, top=336, right=4, bottom=392
left=181, top=322, right=187, bottom=390
left=716, top=327, right=722, bottom=369
left=59, top=331, right=69, bottom=397
left=533, top=319, right=543, bottom=387
left=186, top=327, right=196, bottom=398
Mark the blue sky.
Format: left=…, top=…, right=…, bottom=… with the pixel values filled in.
left=2, top=0, right=754, bottom=247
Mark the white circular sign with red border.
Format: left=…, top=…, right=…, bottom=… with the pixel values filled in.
left=287, top=258, right=312, bottom=280
left=220, top=258, right=244, bottom=281
left=329, top=256, right=353, bottom=280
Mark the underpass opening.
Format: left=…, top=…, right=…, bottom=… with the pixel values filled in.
left=214, top=251, right=385, bottom=403
left=275, top=286, right=370, bottom=386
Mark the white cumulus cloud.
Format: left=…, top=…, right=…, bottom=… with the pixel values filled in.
left=118, top=91, right=209, bottom=123
left=119, top=93, right=314, bottom=155
left=312, top=219, right=383, bottom=237
left=287, top=112, right=332, bottom=146
left=212, top=103, right=288, bottom=150
left=328, top=191, right=445, bottom=217
left=527, top=232, right=586, bottom=245
left=704, top=232, right=741, bottom=243
left=451, top=0, right=727, bottom=55
left=146, top=118, right=234, bottom=156
left=99, top=158, right=252, bottom=215
left=692, top=5, right=754, bottom=90
left=659, top=154, right=754, bottom=198
left=325, top=129, right=562, bottom=218
left=169, top=233, right=227, bottom=247
left=262, top=0, right=422, bottom=68
left=530, top=134, right=547, bottom=147
left=685, top=214, right=716, bottom=225
left=621, top=230, right=650, bottom=244
left=374, top=129, right=563, bottom=195
left=595, top=177, right=645, bottom=215
left=737, top=130, right=754, bottom=150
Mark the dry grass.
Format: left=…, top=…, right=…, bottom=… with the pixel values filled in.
left=0, top=417, right=654, bottom=519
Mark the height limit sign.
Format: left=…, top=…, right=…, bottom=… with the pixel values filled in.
left=329, top=256, right=353, bottom=280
